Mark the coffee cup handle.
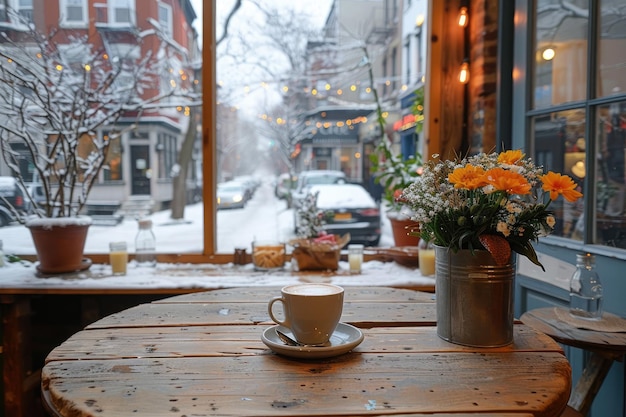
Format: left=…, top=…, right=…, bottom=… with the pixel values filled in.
left=268, top=296, right=290, bottom=327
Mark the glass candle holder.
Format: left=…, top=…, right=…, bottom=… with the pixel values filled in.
left=348, top=244, right=364, bottom=274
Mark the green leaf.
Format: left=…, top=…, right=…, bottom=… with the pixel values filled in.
left=510, top=240, right=545, bottom=271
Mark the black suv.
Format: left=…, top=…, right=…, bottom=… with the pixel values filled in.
left=0, top=177, right=25, bottom=226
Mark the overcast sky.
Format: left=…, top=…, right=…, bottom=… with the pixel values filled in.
left=189, top=0, right=332, bottom=43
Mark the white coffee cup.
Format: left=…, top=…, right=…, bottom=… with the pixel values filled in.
left=268, top=283, right=344, bottom=345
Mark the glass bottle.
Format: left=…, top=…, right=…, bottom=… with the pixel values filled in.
left=135, top=219, right=156, bottom=266
left=569, top=253, right=603, bottom=319
left=0, top=240, right=4, bottom=267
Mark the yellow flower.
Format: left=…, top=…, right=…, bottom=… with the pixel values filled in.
left=498, top=149, right=524, bottom=165
left=448, top=165, right=487, bottom=190
left=484, top=168, right=531, bottom=195
left=541, top=171, right=583, bottom=202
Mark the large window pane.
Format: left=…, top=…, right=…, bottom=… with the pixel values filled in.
left=214, top=0, right=399, bottom=252
left=596, top=101, right=626, bottom=247
left=533, top=0, right=589, bottom=109
left=532, top=109, right=586, bottom=240
left=597, top=0, right=626, bottom=97
left=0, top=0, right=203, bottom=256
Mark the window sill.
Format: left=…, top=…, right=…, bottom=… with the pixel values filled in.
left=0, top=259, right=436, bottom=294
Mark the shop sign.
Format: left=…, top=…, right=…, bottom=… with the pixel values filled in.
left=393, top=113, right=424, bottom=132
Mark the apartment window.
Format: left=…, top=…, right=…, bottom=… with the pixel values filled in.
left=60, top=0, right=87, bottom=27
left=404, top=36, right=411, bottom=85
left=0, top=0, right=31, bottom=23
left=18, top=0, right=32, bottom=22
left=527, top=0, right=626, bottom=249
left=391, top=47, right=397, bottom=92
left=110, top=0, right=135, bottom=26
left=156, top=132, right=177, bottom=179
left=414, top=28, right=422, bottom=82
left=158, top=2, right=173, bottom=37
left=103, top=131, right=123, bottom=182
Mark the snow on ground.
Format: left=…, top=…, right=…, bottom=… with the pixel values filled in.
left=0, top=180, right=430, bottom=289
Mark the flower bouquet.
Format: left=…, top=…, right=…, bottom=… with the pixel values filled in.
left=400, top=150, right=583, bottom=270
left=290, top=191, right=350, bottom=270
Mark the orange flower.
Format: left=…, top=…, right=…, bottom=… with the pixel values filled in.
left=498, top=149, right=525, bottom=165
left=448, top=165, right=487, bottom=190
left=541, top=171, right=583, bottom=202
left=484, top=167, right=531, bottom=195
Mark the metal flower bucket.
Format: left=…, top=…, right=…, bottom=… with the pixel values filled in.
left=435, top=245, right=516, bottom=347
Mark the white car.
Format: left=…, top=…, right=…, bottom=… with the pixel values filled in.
left=216, top=182, right=248, bottom=209
left=297, top=183, right=382, bottom=246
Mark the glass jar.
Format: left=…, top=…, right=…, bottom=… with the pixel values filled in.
left=135, top=219, right=156, bottom=266
left=569, top=253, right=603, bottom=319
left=252, top=241, right=285, bottom=271
left=348, top=244, right=364, bottom=274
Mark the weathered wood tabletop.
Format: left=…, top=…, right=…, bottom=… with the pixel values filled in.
left=42, top=286, right=572, bottom=416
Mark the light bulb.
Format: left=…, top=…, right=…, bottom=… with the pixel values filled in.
left=458, top=61, right=470, bottom=84
left=458, top=7, right=468, bottom=28
left=542, top=48, right=555, bottom=61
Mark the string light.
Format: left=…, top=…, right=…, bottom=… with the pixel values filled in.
left=458, top=6, right=468, bottom=27
left=542, top=47, right=555, bottom=61
left=458, top=60, right=470, bottom=84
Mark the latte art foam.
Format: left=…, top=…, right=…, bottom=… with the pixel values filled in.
left=284, top=284, right=343, bottom=296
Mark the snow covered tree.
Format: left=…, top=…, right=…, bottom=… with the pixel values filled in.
left=0, top=23, right=195, bottom=220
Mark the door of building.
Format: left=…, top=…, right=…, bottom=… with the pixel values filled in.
left=130, top=145, right=151, bottom=195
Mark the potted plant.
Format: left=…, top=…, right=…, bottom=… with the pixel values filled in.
left=400, top=149, right=583, bottom=346
left=0, top=25, right=184, bottom=274
left=370, top=134, right=422, bottom=246
left=289, top=191, right=350, bottom=271
left=370, top=88, right=424, bottom=246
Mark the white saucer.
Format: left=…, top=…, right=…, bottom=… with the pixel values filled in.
left=262, top=322, right=364, bottom=359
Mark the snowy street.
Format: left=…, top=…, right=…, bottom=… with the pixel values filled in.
left=0, top=179, right=394, bottom=255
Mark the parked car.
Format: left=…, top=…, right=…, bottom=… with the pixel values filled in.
left=300, top=183, right=382, bottom=246
left=274, top=172, right=294, bottom=199
left=292, top=169, right=347, bottom=209
left=233, top=175, right=261, bottom=199
left=216, top=181, right=248, bottom=210
left=22, top=182, right=46, bottom=214
left=0, top=176, right=25, bottom=226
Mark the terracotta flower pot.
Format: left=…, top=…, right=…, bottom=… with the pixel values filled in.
left=387, top=214, right=420, bottom=246
left=26, top=217, right=92, bottom=274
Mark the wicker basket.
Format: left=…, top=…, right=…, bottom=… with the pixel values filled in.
left=290, top=234, right=350, bottom=271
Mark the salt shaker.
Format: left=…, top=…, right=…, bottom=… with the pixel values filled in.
left=135, top=218, right=156, bottom=266
left=569, top=253, right=603, bottom=319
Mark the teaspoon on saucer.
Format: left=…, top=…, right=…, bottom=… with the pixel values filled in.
left=276, top=329, right=331, bottom=347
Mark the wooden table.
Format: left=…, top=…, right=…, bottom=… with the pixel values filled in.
left=521, top=307, right=626, bottom=416
left=0, top=266, right=435, bottom=417
left=41, top=287, right=572, bottom=417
